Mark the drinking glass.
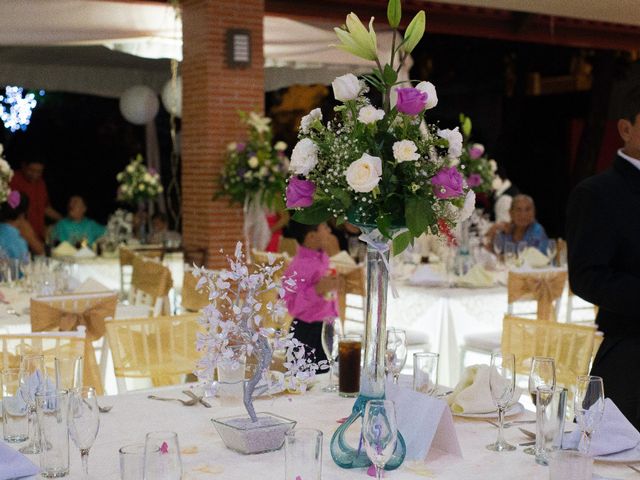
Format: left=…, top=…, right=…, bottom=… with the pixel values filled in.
left=503, top=242, right=517, bottom=269
left=385, top=328, right=407, bottom=384
left=18, top=354, right=46, bottom=454
left=321, top=319, right=342, bottom=393
left=36, top=388, right=70, bottom=478
left=69, top=387, right=100, bottom=479
left=517, top=241, right=528, bottom=265
left=525, top=357, right=556, bottom=455
left=574, top=375, right=605, bottom=455
left=55, top=356, right=83, bottom=390
left=413, top=352, right=439, bottom=396
left=492, top=235, right=503, bottom=257
left=284, top=428, right=323, bottom=480
left=547, top=239, right=558, bottom=266
left=1, top=368, right=29, bottom=443
left=216, top=356, right=246, bottom=407
left=338, top=334, right=361, bottom=397
left=144, top=431, right=182, bottom=480
left=535, top=386, right=567, bottom=466
left=348, top=236, right=361, bottom=262
left=363, top=400, right=398, bottom=480
left=120, top=444, right=147, bottom=480
left=486, top=352, right=516, bottom=452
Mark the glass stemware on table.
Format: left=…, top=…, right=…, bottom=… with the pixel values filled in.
left=547, top=239, right=558, bottom=266
left=486, top=352, right=517, bottom=452
left=320, top=319, right=343, bottom=393
left=385, top=328, right=407, bottom=384
left=574, top=375, right=605, bottom=455
left=18, top=354, right=47, bottom=454
left=413, top=352, right=439, bottom=396
left=503, top=242, right=517, bottom=269
left=363, top=400, right=399, bottom=480
left=69, top=387, right=100, bottom=479
left=492, top=235, right=503, bottom=259
left=525, top=357, right=556, bottom=456
left=144, top=431, right=183, bottom=480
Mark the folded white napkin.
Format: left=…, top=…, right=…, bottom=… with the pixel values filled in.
left=74, top=278, right=111, bottom=293
left=520, top=247, right=549, bottom=268
left=52, top=241, right=77, bottom=257
left=329, top=251, right=359, bottom=274
left=0, top=440, right=39, bottom=479
left=565, top=398, right=640, bottom=457
left=447, top=364, right=523, bottom=414
left=409, top=264, right=447, bottom=286
left=74, top=246, right=96, bottom=259
left=457, top=264, right=494, bottom=288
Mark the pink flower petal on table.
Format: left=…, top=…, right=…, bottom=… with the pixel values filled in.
left=368, top=465, right=382, bottom=477
left=160, top=441, right=169, bottom=454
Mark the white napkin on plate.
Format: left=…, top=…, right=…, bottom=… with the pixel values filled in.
left=520, top=247, right=550, bottom=268
left=456, top=264, right=494, bottom=288
left=564, top=398, right=640, bottom=457
left=74, top=246, right=96, bottom=259
left=74, top=278, right=111, bottom=293
left=409, top=264, right=447, bottom=287
left=0, top=440, right=39, bottom=479
left=52, top=241, right=77, bottom=257
left=447, top=364, right=523, bottom=414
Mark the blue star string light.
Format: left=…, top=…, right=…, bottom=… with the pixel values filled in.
left=0, top=86, right=42, bottom=132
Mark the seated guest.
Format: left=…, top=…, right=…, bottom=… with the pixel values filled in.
left=148, top=212, right=181, bottom=245
left=51, top=195, right=106, bottom=247
left=282, top=221, right=339, bottom=365
left=0, top=192, right=29, bottom=260
left=486, top=194, right=548, bottom=253
left=11, top=193, right=44, bottom=255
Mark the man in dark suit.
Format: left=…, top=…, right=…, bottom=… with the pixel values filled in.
left=567, top=87, right=640, bottom=430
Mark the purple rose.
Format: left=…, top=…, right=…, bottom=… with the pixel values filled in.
left=431, top=166, right=464, bottom=199
left=236, top=142, right=246, bottom=152
left=468, top=143, right=485, bottom=160
left=467, top=173, right=482, bottom=188
left=7, top=190, right=20, bottom=208
left=396, top=87, right=427, bottom=115
left=286, top=177, right=316, bottom=208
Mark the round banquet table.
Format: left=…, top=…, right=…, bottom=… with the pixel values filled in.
left=8, top=380, right=635, bottom=480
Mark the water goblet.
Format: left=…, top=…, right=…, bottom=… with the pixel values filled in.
left=503, top=242, right=517, bottom=269
left=55, top=355, right=83, bottom=390
left=574, top=375, right=605, bottom=455
left=492, top=235, right=503, bottom=257
left=18, top=354, right=46, bottom=454
left=69, top=387, right=100, bottom=479
left=144, top=431, right=182, bottom=480
left=516, top=241, right=528, bottom=265
left=363, top=400, right=398, bottom=480
left=320, top=319, right=342, bottom=393
left=486, top=352, right=517, bottom=452
left=525, top=356, right=556, bottom=455
left=547, top=239, right=558, bottom=266
left=385, top=328, right=407, bottom=384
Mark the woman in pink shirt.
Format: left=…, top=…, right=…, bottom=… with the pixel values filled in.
left=283, top=221, right=339, bottom=364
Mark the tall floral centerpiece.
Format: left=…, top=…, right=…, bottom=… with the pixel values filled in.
left=285, top=0, right=475, bottom=470
left=215, top=111, right=288, bottom=252
left=0, top=145, right=16, bottom=207
left=116, top=154, right=163, bottom=204
left=457, top=114, right=497, bottom=194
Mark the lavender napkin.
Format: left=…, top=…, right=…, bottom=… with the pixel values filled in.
left=565, top=398, right=640, bottom=457
left=0, top=441, right=39, bottom=479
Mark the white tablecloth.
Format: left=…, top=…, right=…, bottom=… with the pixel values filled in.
left=8, top=382, right=635, bottom=480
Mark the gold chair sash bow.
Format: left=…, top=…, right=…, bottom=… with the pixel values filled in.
left=507, top=270, right=567, bottom=321
left=131, top=255, right=173, bottom=298
left=181, top=269, right=210, bottom=312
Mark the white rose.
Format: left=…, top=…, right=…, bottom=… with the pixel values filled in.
left=274, top=141, right=287, bottom=151
left=437, top=127, right=463, bottom=158
left=143, top=173, right=152, bottom=182
left=458, top=190, right=476, bottom=222
left=416, top=81, right=438, bottom=110
left=126, top=165, right=134, bottom=174
left=300, top=108, right=322, bottom=134
left=138, top=184, right=145, bottom=191
left=345, top=153, right=382, bottom=193
left=227, top=142, right=237, bottom=152
left=358, top=106, right=385, bottom=124
left=489, top=159, right=498, bottom=173
left=332, top=73, right=361, bottom=102
left=259, top=166, right=269, bottom=177
left=289, top=138, right=319, bottom=175
left=392, top=140, right=420, bottom=163
left=248, top=156, right=259, bottom=169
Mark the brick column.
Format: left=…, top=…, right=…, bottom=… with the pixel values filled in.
left=181, top=0, right=264, bottom=268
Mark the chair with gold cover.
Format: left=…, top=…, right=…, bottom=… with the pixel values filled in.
left=278, top=237, right=298, bottom=258
left=0, top=328, right=91, bottom=390
left=119, top=246, right=165, bottom=298
left=501, top=314, right=601, bottom=389
left=104, top=314, right=201, bottom=393
left=130, top=254, right=173, bottom=316
left=181, top=266, right=210, bottom=312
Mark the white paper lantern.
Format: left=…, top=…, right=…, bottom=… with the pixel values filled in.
left=119, top=85, right=159, bottom=125
left=161, top=76, right=182, bottom=117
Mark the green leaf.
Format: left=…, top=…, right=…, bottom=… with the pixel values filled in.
left=392, top=230, right=412, bottom=255
left=291, top=203, right=332, bottom=225
left=462, top=115, right=472, bottom=138
left=329, top=187, right=352, bottom=209
left=387, top=0, right=402, bottom=29
left=382, top=64, right=398, bottom=86
left=402, top=10, right=425, bottom=54
left=405, top=196, right=435, bottom=237
left=376, top=214, right=392, bottom=239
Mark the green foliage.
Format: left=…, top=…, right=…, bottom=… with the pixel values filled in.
left=116, top=154, right=163, bottom=204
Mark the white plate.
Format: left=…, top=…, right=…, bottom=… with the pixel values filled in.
left=452, top=402, right=525, bottom=418
left=595, top=443, right=640, bottom=464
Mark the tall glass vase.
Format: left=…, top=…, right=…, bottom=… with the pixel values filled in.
left=330, top=229, right=406, bottom=469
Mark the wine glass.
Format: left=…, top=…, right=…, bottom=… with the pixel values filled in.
left=69, top=387, right=100, bottom=479
left=55, top=355, right=83, bottom=390
left=320, top=319, right=342, bottom=393
left=492, top=234, right=504, bottom=257
left=574, top=375, right=605, bottom=455
left=547, top=239, right=558, bottom=266
left=348, top=237, right=361, bottom=262
left=385, top=328, right=407, bottom=384
left=363, top=400, right=398, bottom=480
left=516, top=241, right=528, bottom=265
left=486, top=352, right=517, bottom=452
left=144, top=431, right=182, bottom=480
left=18, top=354, right=46, bottom=454
left=503, top=242, right=517, bottom=269
left=524, top=357, right=556, bottom=455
